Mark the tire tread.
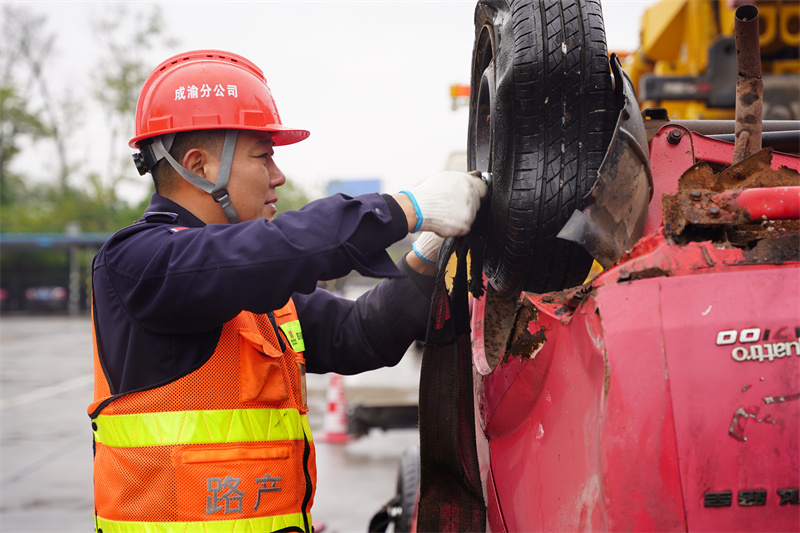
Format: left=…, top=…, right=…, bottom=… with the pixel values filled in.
left=471, top=0, right=615, bottom=293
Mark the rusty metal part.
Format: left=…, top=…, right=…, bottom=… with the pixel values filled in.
left=706, top=147, right=798, bottom=190
left=665, top=186, right=799, bottom=231
left=475, top=284, right=548, bottom=369
left=558, top=55, right=653, bottom=268
left=504, top=298, right=545, bottom=364
left=617, top=266, right=672, bottom=283
left=648, top=129, right=800, bottom=236
left=564, top=281, right=595, bottom=309
left=733, top=5, right=763, bottom=164
left=663, top=148, right=800, bottom=240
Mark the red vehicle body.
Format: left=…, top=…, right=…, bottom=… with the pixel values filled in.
left=469, top=129, right=800, bottom=532
left=369, top=5, right=799, bottom=532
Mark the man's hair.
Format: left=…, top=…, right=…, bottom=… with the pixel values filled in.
left=151, top=130, right=228, bottom=195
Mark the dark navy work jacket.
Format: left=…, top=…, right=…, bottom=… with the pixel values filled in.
left=92, top=192, right=433, bottom=395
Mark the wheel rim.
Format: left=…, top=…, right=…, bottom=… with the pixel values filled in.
left=471, top=23, right=496, bottom=176
left=475, top=61, right=495, bottom=174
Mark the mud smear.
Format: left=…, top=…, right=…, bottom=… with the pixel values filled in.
left=742, top=232, right=800, bottom=262
left=481, top=288, right=548, bottom=369
left=503, top=297, right=546, bottom=366
left=763, top=392, right=800, bottom=404
left=482, top=286, right=519, bottom=370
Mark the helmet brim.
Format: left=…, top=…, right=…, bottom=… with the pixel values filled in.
left=129, top=126, right=309, bottom=149
left=268, top=127, right=311, bottom=147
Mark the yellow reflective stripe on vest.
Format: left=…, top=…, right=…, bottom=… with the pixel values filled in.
left=278, top=319, right=305, bottom=353
left=95, top=511, right=309, bottom=532
left=93, top=408, right=312, bottom=447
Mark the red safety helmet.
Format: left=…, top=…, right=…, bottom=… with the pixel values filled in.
left=129, top=50, right=309, bottom=148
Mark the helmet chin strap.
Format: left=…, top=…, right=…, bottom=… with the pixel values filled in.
left=152, top=130, right=241, bottom=224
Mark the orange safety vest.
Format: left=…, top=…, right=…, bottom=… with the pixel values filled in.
left=88, top=299, right=315, bottom=532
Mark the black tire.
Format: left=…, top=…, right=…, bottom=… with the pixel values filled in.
left=393, top=445, right=420, bottom=533
left=469, top=0, right=616, bottom=294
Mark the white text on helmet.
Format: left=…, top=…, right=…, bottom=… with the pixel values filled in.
left=175, top=84, right=239, bottom=101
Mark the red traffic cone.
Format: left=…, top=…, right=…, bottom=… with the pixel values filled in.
left=319, top=373, right=352, bottom=443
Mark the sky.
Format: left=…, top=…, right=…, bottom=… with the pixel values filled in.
left=11, top=0, right=653, bottom=205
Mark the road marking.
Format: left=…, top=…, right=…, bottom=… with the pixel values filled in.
left=0, top=374, right=93, bottom=409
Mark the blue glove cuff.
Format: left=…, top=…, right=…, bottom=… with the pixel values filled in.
left=399, top=190, right=423, bottom=233
left=412, top=241, right=437, bottom=266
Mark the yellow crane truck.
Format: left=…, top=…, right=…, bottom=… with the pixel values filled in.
left=621, top=0, right=799, bottom=120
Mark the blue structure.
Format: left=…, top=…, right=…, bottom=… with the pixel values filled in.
left=325, top=179, right=382, bottom=197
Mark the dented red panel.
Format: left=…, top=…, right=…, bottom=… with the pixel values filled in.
left=658, top=267, right=800, bottom=532
left=593, top=279, right=686, bottom=532
left=474, top=261, right=800, bottom=532
left=477, top=298, right=608, bottom=531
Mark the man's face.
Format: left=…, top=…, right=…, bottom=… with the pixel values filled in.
left=224, top=130, right=286, bottom=222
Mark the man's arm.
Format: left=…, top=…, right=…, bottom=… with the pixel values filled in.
left=103, top=193, right=408, bottom=334
left=296, top=255, right=434, bottom=375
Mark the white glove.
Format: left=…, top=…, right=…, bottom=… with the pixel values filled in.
left=401, top=171, right=487, bottom=237
left=412, top=232, right=445, bottom=266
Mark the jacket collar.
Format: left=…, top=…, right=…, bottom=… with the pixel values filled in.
left=141, top=193, right=206, bottom=228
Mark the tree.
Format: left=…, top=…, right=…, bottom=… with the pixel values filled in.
left=0, top=4, right=169, bottom=233
left=0, top=85, right=50, bottom=207
left=92, top=5, right=177, bottom=193
left=0, top=5, right=76, bottom=193
left=0, top=6, right=56, bottom=207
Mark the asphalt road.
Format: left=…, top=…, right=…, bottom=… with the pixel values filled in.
left=0, top=315, right=421, bottom=533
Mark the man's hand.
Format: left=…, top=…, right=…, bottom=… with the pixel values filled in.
left=393, top=171, right=487, bottom=237
left=406, top=232, right=444, bottom=276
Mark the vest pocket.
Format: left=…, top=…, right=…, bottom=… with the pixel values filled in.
left=174, top=442, right=301, bottom=520
left=182, top=446, right=290, bottom=463
left=239, top=329, right=290, bottom=403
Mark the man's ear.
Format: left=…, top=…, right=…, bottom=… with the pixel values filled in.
left=182, top=148, right=217, bottom=182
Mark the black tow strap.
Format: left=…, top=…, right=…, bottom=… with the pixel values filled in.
left=416, top=236, right=486, bottom=532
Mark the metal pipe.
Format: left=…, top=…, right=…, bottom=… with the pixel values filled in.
left=715, top=187, right=800, bottom=221
left=733, top=4, right=763, bottom=164
left=709, top=130, right=800, bottom=155
left=671, top=120, right=800, bottom=136
left=642, top=118, right=798, bottom=144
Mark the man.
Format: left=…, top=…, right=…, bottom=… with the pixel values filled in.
left=88, top=50, right=486, bottom=532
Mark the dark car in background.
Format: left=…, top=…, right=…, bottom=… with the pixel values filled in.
left=23, top=286, right=68, bottom=313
